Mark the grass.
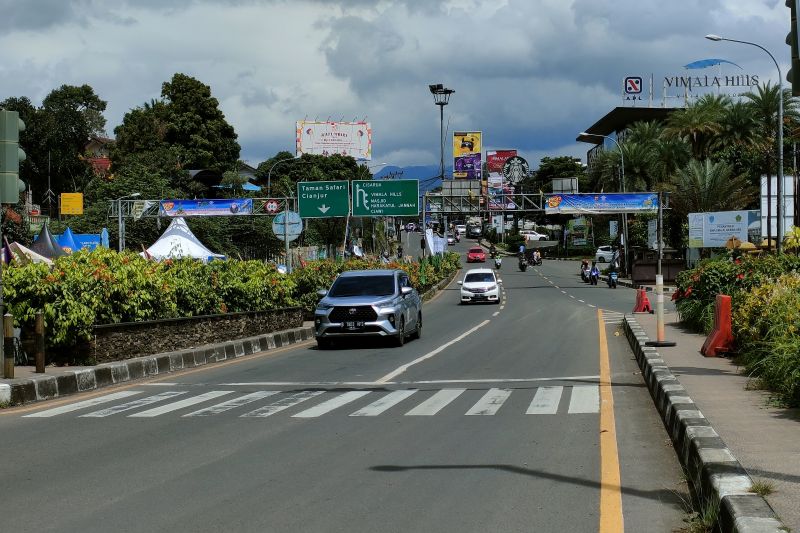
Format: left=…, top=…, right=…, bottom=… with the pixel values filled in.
left=0, top=401, right=10, bottom=409
left=749, top=479, right=776, bottom=497
left=677, top=499, right=719, bottom=533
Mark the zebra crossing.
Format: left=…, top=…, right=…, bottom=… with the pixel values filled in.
left=22, top=385, right=600, bottom=420
left=603, top=311, right=626, bottom=325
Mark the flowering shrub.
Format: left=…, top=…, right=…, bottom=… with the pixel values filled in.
left=2, top=249, right=461, bottom=350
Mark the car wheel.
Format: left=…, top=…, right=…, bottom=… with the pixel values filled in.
left=411, top=312, right=422, bottom=339
left=316, top=338, right=333, bottom=350
left=539, top=237, right=546, bottom=241
left=597, top=257, right=606, bottom=263
left=394, top=316, right=406, bottom=347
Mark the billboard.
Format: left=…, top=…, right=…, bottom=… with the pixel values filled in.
left=60, top=193, right=84, bottom=215
left=486, top=149, right=517, bottom=211
left=453, top=131, right=482, bottom=179
left=688, top=210, right=760, bottom=248
left=545, top=193, right=658, bottom=214
left=296, top=121, right=372, bottom=160
left=160, top=199, right=253, bottom=217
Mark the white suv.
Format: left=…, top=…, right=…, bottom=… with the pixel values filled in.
left=595, top=245, right=615, bottom=262
left=520, top=230, right=548, bottom=241
left=458, top=268, right=502, bottom=304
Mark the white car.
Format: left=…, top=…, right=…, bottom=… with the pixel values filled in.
left=520, top=230, right=548, bottom=241
left=595, top=245, right=615, bottom=262
left=455, top=224, right=467, bottom=235
left=458, top=268, right=502, bottom=304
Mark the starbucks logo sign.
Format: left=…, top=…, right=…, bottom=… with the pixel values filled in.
left=502, top=156, right=529, bottom=184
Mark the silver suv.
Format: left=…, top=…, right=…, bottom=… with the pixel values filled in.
left=314, top=269, right=422, bottom=349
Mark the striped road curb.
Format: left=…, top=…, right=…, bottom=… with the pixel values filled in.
left=622, top=315, right=784, bottom=533
left=1, top=326, right=314, bottom=408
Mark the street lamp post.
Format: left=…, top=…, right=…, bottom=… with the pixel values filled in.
left=706, top=34, right=784, bottom=253
left=116, top=192, right=141, bottom=252
left=267, top=156, right=302, bottom=197
left=430, top=83, right=454, bottom=243
left=579, top=132, right=630, bottom=276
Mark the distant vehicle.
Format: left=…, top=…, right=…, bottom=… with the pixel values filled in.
left=466, top=247, right=486, bottom=263
left=520, top=230, right=548, bottom=241
left=447, top=234, right=456, bottom=245
left=467, top=226, right=482, bottom=238
left=595, top=245, right=614, bottom=263
left=314, top=269, right=422, bottom=349
left=458, top=268, right=502, bottom=304
left=455, top=224, right=467, bottom=236
left=405, top=223, right=417, bottom=232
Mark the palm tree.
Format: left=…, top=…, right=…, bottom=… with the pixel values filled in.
left=626, top=120, right=663, bottom=146
left=713, top=102, right=759, bottom=150
left=664, top=101, right=722, bottom=159
left=669, top=159, right=756, bottom=221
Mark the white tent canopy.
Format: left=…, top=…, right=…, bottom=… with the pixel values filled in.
left=142, top=217, right=225, bottom=262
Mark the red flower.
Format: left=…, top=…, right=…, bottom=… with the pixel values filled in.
left=684, top=286, right=693, bottom=297
left=737, top=273, right=744, bottom=280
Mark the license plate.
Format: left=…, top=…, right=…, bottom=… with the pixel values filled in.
left=344, top=321, right=365, bottom=329
left=473, top=295, right=487, bottom=300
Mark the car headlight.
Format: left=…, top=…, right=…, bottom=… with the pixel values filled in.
left=486, top=284, right=497, bottom=291
left=377, top=307, right=396, bottom=315
left=316, top=303, right=334, bottom=311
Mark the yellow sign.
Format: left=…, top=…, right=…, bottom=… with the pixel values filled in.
left=60, top=193, right=84, bottom=215
left=453, top=131, right=482, bottom=157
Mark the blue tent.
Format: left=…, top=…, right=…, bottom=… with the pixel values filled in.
left=57, top=227, right=79, bottom=253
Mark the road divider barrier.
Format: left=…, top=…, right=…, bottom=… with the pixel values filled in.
left=701, top=294, right=735, bottom=357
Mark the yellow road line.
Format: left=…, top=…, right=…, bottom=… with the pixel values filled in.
left=598, top=309, right=624, bottom=532
left=1, top=340, right=313, bottom=416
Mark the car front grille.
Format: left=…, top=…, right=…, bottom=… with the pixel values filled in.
left=329, top=306, right=378, bottom=322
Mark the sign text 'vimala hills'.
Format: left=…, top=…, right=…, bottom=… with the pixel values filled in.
left=351, top=180, right=419, bottom=216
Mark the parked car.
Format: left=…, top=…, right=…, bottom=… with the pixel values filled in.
left=467, top=225, right=482, bottom=238
left=466, top=247, right=486, bottom=263
left=458, top=268, right=502, bottom=304
left=314, top=269, right=422, bottom=349
left=520, top=230, right=548, bottom=241
left=595, top=245, right=614, bottom=262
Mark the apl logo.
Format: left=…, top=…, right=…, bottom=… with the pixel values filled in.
left=624, top=77, right=643, bottom=94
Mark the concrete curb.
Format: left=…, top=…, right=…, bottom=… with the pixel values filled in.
left=1, top=326, right=315, bottom=408
left=622, top=315, right=784, bottom=533
left=421, top=268, right=460, bottom=302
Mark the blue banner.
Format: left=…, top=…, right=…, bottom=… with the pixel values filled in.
left=545, top=193, right=658, bottom=214
left=160, top=199, right=253, bottom=217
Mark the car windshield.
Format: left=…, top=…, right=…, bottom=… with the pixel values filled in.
left=468, top=248, right=483, bottom=253
left=329, top=275, right=396, bottom=297
left=465, top=273, right=495, bottom=283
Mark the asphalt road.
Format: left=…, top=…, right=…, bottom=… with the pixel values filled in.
left=0, top=240, right=687, bottom=533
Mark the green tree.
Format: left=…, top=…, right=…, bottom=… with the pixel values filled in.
left=669, top=159, right=755, bottom=221
left=664, top=98, right=724, bottom=159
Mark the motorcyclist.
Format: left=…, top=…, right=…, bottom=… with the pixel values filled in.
left=489, top=243, right=497, bottom=258
left=533, top=249, right=542, bottom=265
left=590, top=261, right=600, bottom=285
left=397, top=245, right=404, bottom=260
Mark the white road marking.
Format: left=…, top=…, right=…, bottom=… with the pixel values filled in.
left=568, top=386, right=600, bottom=414
left=578, top=299, right=585, bottom=303
left=561, top=290, right=567, bottom=294
left=554, top=286, right=560, bottom=289
left=492, top=311, right=500, bottom=317
left=218, top=376, right=600, bottom=387
left=350, top=390, right=417, bottom=416
left=499, top=305, right=505, bottom=310
left=569, top=295, right=575, bottom=299
left=184, top=391, right=279, bottom=416
left=376, top=320, right=491, bottom=383
left=588, top=304, right=596, bottom=308
left=23, top=391, right=142, bottom=418
left=405, top=389, right=466, bottom=416
left=548, top=281, right=554, bottom=284
left=241, top=391, right=324, bottom=417
left=80, top=391, right=186, bottom=418
left=465, top=388, right=512, bottom=415
left=526, top=386, right=563, bottom=414
left=292, top=391, right=371, bottom=418
left=130, top=390, right=234, bottom=417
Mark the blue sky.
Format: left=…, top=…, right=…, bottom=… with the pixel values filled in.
left=0, top=0, right=789, bottom=169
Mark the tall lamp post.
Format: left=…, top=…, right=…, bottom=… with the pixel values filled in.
left=706, top=34, right=784, bottom=253
left=267, top=155, right=302, bottom=197
left=430, top=83, right=454, bottom=238
left=116, top=192, right=141, bottom=252
left=579, top=132, right=630, bottom=275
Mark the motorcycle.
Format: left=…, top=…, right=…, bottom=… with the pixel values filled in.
left=518, top=257, right=528, bottom=272
left=607, top=270, right=618, bottom=289
left=494, top=257, right=502, bottom=270
left=580, top=260, right=590, bottom=283
left=589, top=266, right=600, bottom=285
left=531, top=255, right=542, bottom=266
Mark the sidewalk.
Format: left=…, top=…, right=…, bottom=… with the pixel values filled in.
left=629, top=309, right=799, bottom=532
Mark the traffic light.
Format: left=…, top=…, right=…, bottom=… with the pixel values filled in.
left=0, top=110, right=26, bottom=204
left=788, top=0, right=800, bottom=96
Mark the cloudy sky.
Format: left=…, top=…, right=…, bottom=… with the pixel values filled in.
left=0, top=0, right=789, bottom=170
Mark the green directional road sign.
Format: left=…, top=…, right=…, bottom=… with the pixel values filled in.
left=351, top=179, right=419, bottom=216
left=297, top=180, right=350, bottom=218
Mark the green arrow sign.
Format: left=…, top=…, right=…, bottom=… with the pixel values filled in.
left=297, top=180, right=350, bottom=218
left=351, top=179, right=419, bottom=216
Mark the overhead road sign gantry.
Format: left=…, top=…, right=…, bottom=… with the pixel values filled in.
left=297, top=180, right=350, bottom=218
left=351, top=179, right=419, bottom=216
